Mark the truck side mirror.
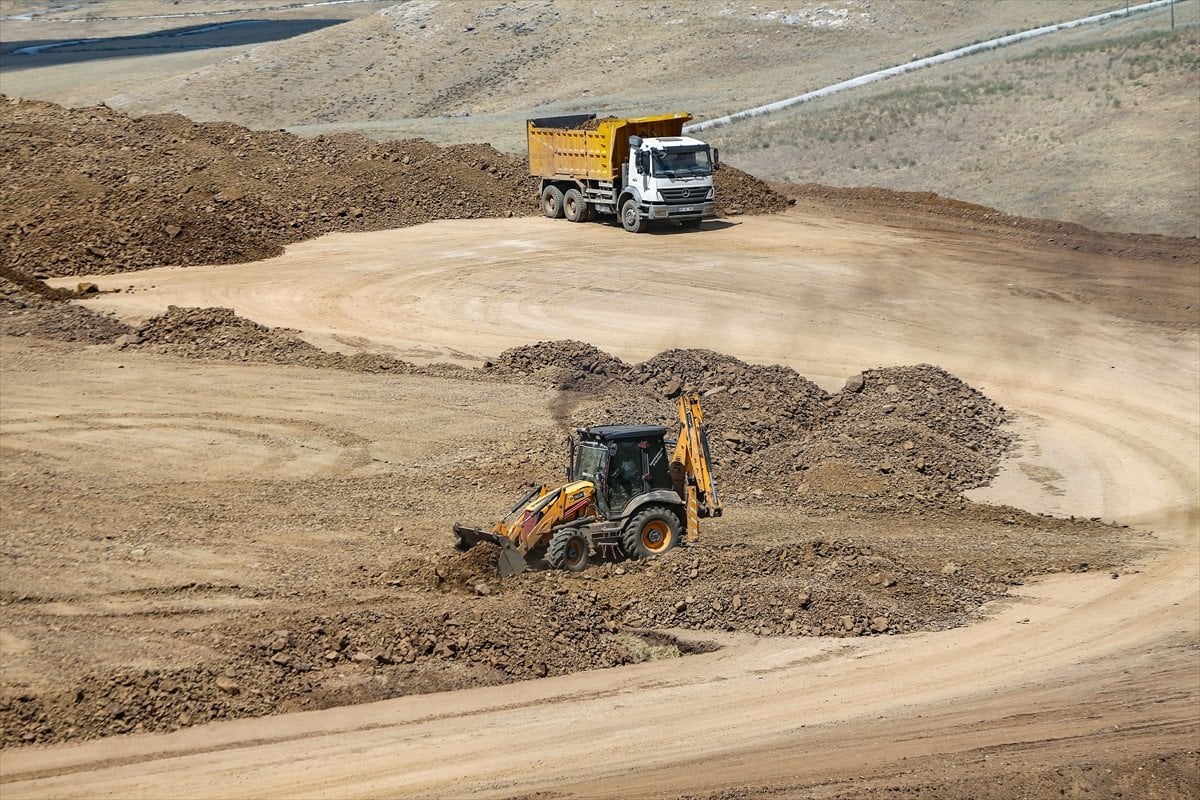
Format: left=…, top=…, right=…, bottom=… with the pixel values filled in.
left=637, top=152, right=649, bottom=174
left=713, top=148, right=720, bottom=170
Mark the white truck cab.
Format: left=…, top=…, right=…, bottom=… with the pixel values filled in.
left=623, top=135, right=718, bottom=229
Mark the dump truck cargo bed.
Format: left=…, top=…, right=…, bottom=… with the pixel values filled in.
left=527, top=112, right=693, bottom=182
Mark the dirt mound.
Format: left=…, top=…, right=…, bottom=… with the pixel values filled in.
left=491, top=339, right=631, bottom=388
left=631, top=348, right=828, bottom=445
left=0, top=277, right=131, bottom=343
left=1, top=98, right=791, bottom=283
left=786, top=183, right=1196, bottom=263
left=760, top=365, right=1014, bottom=511
left=487, top=341, right=1007, bottom=511
left=0, top=96, right=538, bottom=279
left=126, top=306, right=414, bottom=373
left=716, top=166, right=794, bottom=216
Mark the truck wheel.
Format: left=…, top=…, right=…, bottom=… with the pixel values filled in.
left=621, top=506, right=680, bottom=559
left=542, top=186, right=565, bottom=219
left=563, top=189, right=590, bottom=223
left=621, top=198, right=648, bottom=233
left=546, top=529, right=589, bottom=572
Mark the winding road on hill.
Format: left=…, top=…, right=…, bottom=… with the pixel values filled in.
left=6, top=210, right=1198, bottom=797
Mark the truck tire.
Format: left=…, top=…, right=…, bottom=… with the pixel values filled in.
left=542, top=186, right=565, bottom=219
left=546, top=529, right=589, bottom=572
left=621, top=505, right=680, bottom=559
left=621, top=198, right=648, bottom=233
left=563, top=189, right=590, bottom=223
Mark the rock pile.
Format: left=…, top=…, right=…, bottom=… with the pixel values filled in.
left=628, top=348, right=829, bottom=448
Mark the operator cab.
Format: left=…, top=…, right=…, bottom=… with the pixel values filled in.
left=570, top=425, right=673, bottom=516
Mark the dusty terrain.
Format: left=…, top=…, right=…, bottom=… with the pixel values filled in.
left=0, top=4, right=1198, bottom=796
left=2, top=193, right=1197, bottom=796
left=8, top=1, right=1195, bottom=236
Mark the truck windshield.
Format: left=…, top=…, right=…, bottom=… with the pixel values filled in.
left=652, top=147, right=712, bottom=177
left=574, top=444, right=606, bottom=484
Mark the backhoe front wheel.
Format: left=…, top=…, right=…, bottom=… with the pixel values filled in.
left=621, top=198, right=648, bottom=233
left=622, top=506, right=680, bottom=559
left=542, top=186, right=565, bottom=219
left=546, top=529, right=589, bottom=572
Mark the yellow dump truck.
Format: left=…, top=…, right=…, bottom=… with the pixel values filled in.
left=528, top=113, right=719, bottom=233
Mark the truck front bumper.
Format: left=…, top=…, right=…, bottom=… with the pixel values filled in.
left=648, top=202, right=716, bottom=220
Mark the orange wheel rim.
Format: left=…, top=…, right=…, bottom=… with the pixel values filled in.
left=641, top=520, right=671, bottom=553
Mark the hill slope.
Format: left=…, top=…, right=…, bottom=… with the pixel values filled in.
left=708, top=18, right=1200, bottom=237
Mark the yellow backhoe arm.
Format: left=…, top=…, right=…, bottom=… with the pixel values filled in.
left=672, top=393, right=722, bottom=542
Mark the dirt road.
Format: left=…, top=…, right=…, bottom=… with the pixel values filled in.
left=5, top=210, right=1198, bottom=797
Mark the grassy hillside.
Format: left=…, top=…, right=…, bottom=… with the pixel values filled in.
left=2, top=0, right=1117, bottom=150
left=706, top=10, right=1199, bottom=237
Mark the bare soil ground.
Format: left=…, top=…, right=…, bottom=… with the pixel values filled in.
left=2, top=193, right=1197, bottom=796
left=0, top=8, right=1197, bottom=794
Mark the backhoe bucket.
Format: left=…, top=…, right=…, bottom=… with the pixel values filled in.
left=452, top=523, right=529, bottom=577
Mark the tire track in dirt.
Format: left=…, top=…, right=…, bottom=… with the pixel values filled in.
left=5, top=210, right=1197, bottom=797
left=1, top=411, right=374, bottom=480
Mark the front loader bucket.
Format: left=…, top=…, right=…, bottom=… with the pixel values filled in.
left=452, top=523, right=529, bottom=577
left=495, top=536, right=528, bottom=578
left=453, top=523, right=496, bottom=552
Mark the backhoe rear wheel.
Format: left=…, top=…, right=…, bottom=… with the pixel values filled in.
left=546, top=529, right=589, bottom=572
left=622, top=506, right=680, bottom=559
left=542, top=186, right=565, bottom=219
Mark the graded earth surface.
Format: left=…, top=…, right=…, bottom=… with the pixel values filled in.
left=1, top=195, right=1197, bottom=797
left=0, top=1, right=1198, bottom=797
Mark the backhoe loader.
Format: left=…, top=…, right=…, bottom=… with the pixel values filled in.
left=453, top=393, right=722, bottom=576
